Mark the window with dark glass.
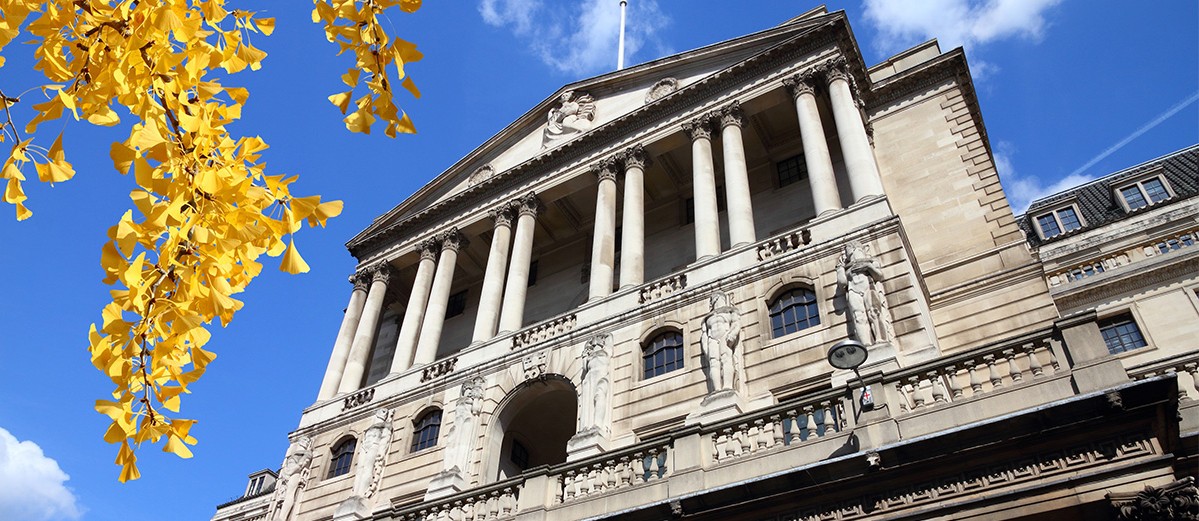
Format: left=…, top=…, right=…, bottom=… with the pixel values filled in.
left=1120, top=185, right=1148, bottom=209
left=1036, top=206, right=1083, bottom=239
left=1036, top=213, right=1061, bottom=238
left=776, top=154, right=807, bottom=187
left=1099, top=313, right=1148, bottom=354
left=1056, top=207, right=1081, bottom=232
left=510, top=440, right=530, bottom=470
left=527, top=260, right=539, bottom=287
left=445, top=290, right=467, bottom=318
left=1143, top=177, right=1169, bottom=203
left=768, top=288, right=820, bottom=338
left=327, top=438, right=356, bottom=478
left=411, top=410, right=442, bottom=452
left=643, top=331, right=685, bottom=379
left=1120, top=176, right=1172, bottom=210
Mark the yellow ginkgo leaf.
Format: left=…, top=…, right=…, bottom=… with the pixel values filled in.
left=280, top=238, right=310, bottom=274
left=328, top=91, right=353, bottom=114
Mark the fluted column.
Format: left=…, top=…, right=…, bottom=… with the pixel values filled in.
left=619, top=145, right=649, bottom=288
left=499, top=194, right=541, bottom=333
left=317, top=274, right=369, bottom=399
left=472, top=205, right=515, bottom=342
left=389, top=240, right=438, bottom=374
left=825, top=61, right=884, bottom=202
left=589, top=158, right=620, bottom=299
left=413, top=229, right=468, bottom=366
left=784, top=72, right=841, bottom=216
left=718, top=102, right=756, bottom=246
left=684, top=116, right=721, bottom=259
left=338, top=266, right=391, bottom=394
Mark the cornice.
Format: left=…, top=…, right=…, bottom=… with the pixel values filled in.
left=348, top=16, right=871, bottom=261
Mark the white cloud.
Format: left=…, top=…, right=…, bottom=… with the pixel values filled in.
left=478, top=0, right=671, bottom=76
left=862, top=0, right=1062, bottom=55
left=994, top=141, right=1093, bottom=214
left=0, top=428, right=82, bottom=521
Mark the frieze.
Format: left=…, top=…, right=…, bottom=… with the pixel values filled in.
left=342, top=388, right=375, bottom=411
left=420, top=357, right=458, bottom=382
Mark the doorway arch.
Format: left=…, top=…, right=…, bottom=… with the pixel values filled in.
left=484, top=375, right=577, bottom=481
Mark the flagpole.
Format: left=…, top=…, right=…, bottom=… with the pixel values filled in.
left=617, top=0, right=627, bottom=70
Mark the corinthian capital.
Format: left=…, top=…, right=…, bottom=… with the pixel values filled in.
left=369, top=265, right=393, bottom=285
left=622, top=144, right=652, bottom=170
left=350, top=272, right=370, bottom=292
left=515, top=192, right=543, bottom=217
left=821, top=56, right=851, bottom=85
left=783, top=71, right=818, bottom=98
left=682, top=116, right=714, bottom=141
left=417, top=238, right=440, bottom=261
left=590, top=156, right=620, bottom=183
left=489, top=203, right=516, bottom=228
left=438, top=228, right=469, bottom=252
left=718, top=101, right=744, bottom=129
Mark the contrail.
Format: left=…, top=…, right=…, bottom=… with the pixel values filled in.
left=1068, top=90, right=1199, bottom=178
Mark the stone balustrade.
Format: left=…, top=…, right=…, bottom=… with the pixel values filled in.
left=889, top=333, right=1061, bottom=414
left=638, top=273, right=687, bottom=304
left=511, top=314, right=577, bottom=350
left=398, top=481, right=522, bottom=521
left=554, top=439, right=672, bottom=504
left=756, top=229, right=812, bottom=261
left=1047, top=227, right=1197, bottom=288
left=1129, top=353, right=1199, bottom=401
left=708, top=395, right=845, bottom=464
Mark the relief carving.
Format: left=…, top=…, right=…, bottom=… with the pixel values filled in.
left=352, top=409, right=394, bottom=499
left=442, top=377, right=485, bottom=474
left=267, top=436, right=313, bottom=521
left=543, top=91, right=596, bottom=148
left=700, top=292, right=742, bottom=393
left=645, top=77, right=679, bottom=104
left=577, top=334, right=612, bottom=434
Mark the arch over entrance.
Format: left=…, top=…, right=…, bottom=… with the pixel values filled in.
left=484, top=375, right=577, bottom=481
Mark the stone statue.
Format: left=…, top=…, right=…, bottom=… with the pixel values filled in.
left=543, top=91, right=596, bottom=147
left=442, top=377, right=485, bottom=474
left=268, top=436, right=312, bottom=521
left=836, top=240, right=896, bottom=346
left=700, top=292, right=742, bottom=392
left=352, top=409, right=394, bottom=498
left=577, top=333, right=612, bottom=433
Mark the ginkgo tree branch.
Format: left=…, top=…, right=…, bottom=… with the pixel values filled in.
left=0, top=0, right=422, bottom=481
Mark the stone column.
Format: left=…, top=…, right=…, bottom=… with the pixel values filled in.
left=619, top=145, right=650, bottom=288
left=589, top=157, right=620, bottom=299
left=317, top=274, right=369, bottom=400
left=718, top=102, right=757, bottom=246
left=472, top=205, right=515, bottom=342
left=785, top=72, right=842, bottom=216
left=338, top=266, right=391, bottom=394
left=413, top=230, right=468, bottom=366
left=389, top=240, right=438, bottom=374
left=498, top=194, right=541, bottom=333
left=683, top=116, right=721, bottom=259
left=824, top=61, right=884, bottom=202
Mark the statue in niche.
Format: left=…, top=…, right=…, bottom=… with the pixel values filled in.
left=577, top=333, right=612, bottom=434
left=543, top=91, right=596, bottom=147
left=442, top=377, right=485, bottom=474
left=836, top=240, right=896, bottom=346
left=700, top=292, right=742, bottom=393
left=352, top=409, right=394, bottom=498
left=268, top=436, right=312, bottom=521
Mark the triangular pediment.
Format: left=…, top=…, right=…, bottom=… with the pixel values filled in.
left=351, top=6, right=836, bottom=250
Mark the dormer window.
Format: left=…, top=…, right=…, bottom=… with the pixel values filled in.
left=1034, top=205, right=1083, bottom=239
left=1117, top=175, right=1172, bottom=211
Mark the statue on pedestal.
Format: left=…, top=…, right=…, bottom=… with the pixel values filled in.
left=268, top=436, right=312, bottom=521
left=836, top=240, right=896, bottom=346
left=700, top=292, right=742, bottom=393
left=577, top=333, right=612, bottom=434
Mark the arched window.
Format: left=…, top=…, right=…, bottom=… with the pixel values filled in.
left=327, top=438, right=356, bottom=478
left=643, top=331, right=684, bottom=379
left=769, top=287, right=820, bottom=338
left=411, top=409, right=442, bottom=453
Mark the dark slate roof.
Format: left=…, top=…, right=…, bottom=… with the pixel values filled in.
left=1018, top=144, right=1199, bottom=247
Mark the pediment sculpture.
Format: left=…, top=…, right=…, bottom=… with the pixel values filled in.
left=543, top=90, right=596, bottom=148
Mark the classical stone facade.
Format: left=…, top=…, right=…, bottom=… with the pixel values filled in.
left=212, top=7, right=1196, bottom=521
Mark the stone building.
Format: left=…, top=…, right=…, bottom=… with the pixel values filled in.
left=213, top=7, right=1198, bottom=521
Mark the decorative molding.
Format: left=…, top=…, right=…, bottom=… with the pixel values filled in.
left=350, top=273, right=370, bottom=292
left=682, top=116, right=714, bottom=141
left=420, top=357, right=458, bottom=382
left=512, top=314, right=578, bottom=350
left=488, top=203, right=516, bottom=228
left=467, top=164, right=494, bottom=187
left=783, top=71, right=818, bottom=98
left=645, top=77, right=679, bottom=104
left=369, top=266, right=392, bottom=285
left=639, top=274, right=687, bottom=304
left=717, top=101, right=744, bottom=129
left=1108, top=477, right=1199, bottom=521
left=522, top=351, right=548, bottom=381
left=418, top=238, right=439, bottom=261
left=757, top=229, right=812, bottom=261
left=341, top=388, right=375, bottom=411
left=515, top=192, right=543, bottom=218
left=622, top=144, right=652, bottom=170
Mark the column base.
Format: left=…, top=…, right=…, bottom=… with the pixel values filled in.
left=566, top=427, right=610, bottom=461
left=332, top=496, right=371, bottom=521
left=425, top=468, right=468, bottom=501
left=685, top=389, right=746, bottom=426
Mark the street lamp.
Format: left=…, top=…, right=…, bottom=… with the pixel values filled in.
left=827, top=339, right=874, bottom=411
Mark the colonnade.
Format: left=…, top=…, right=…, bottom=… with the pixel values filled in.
left=317, top=59, right=885, bottom=400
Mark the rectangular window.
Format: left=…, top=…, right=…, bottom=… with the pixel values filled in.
left=1119, top=175, right=1171, bottom=210
left=1035, top=205, right=1084, bottom=239
left=776, top=154, right=807, bottom=187
left=1036, top=213, right=1062, bottom=238
left=510, top=440, right=530, bottom=470
left=445, top=290, right=467, bottom=318
left=1057, top=207, right=1081, bottom=232
left=527, top=260, right=539, bottom=287
left=1099, top=313, right=1148, bottom=354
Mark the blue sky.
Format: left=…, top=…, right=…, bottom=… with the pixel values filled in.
left=0, top=1, right=1195, bottom=520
